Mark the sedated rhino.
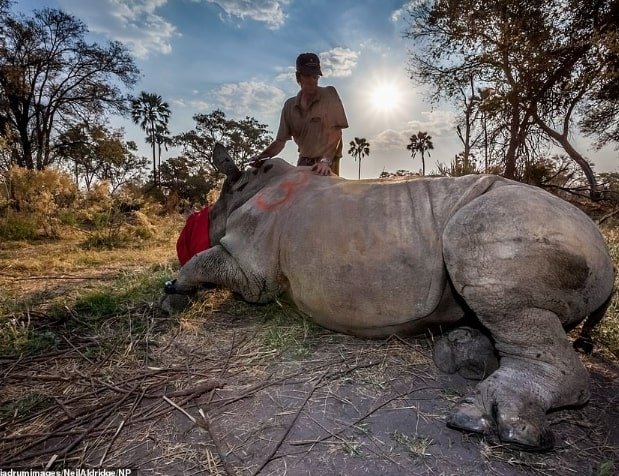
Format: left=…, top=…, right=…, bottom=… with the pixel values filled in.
left=164, top=143, right=614, bottom=451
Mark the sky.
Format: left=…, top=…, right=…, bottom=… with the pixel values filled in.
left=15, top=0, right=619, bottom=179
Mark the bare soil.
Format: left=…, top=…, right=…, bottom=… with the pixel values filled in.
left=1, top=287, right=617, bottom=476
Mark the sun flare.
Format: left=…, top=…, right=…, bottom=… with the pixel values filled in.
left=370, top=81, right=400, bottom=113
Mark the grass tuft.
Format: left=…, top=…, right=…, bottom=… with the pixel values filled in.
left=260, top=300, right=321, bottom=358
left=391, top=431, right=434, bottom=458
left=0, top=392, right=54, bottom=421
left=597, top=461, right=615, bottom=476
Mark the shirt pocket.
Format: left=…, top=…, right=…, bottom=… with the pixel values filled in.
left=307, top=115, right=324, bottom=139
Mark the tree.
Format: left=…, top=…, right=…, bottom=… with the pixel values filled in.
left=227, top=116, right=272, bottom=169
left=174, top=109, right=272, bottom=178
left=159, top=156, right=217, bottom=207
left=348, top=137, right=370, bottom=180
left=403, top=0, right=619, bottom=198
left=379, top=169, right=417, bottom=178
left=0, top=7, right=139, bottom=169
left=406, top=131, right=433, bottom=176
left=436, top=153, right=480, bottom=177
left=130, top=92, right=171, bottom=186
left=55, top=123, right=147, bottom=191
left=578, top=5, right=619, bottom=151
left=146, top=123, right=173, bottom=185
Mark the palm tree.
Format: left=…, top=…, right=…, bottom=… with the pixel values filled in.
left=131, top=92, right=171, bottom=185
left=146, top=123, right=173, bottom=185
left=348, top=137, right=370, bottom=180
left=407, top=131, right=433, bottom=176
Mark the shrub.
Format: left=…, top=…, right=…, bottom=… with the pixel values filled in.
left=77, top=183, right=158, bottom=249
left=0, top=166, right=79, bottom=238
left=0, top=214, right=39, bottom=240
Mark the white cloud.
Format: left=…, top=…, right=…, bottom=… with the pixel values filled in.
left=171, top=98, right=211, bottom=111
left=274, top=66, right=295, bottom=82
left=372, top=129, right=408, bottom=151
left=372, top=110, right=457, bottom=150
left=319, top=47, right=359, bottom=78
left=211, top=81, right=287, bottom=116
left=204, top=0, right=289, bottom=30
left=59, top=0, right=178, bottom=58
left=390, top=1, right=419, bottom=23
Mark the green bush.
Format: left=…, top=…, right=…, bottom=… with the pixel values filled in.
left=0, top=214, right=39, bottom=240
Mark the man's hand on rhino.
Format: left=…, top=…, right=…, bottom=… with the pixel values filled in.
left=249, top=155, right=268, bottom=168
left=312, top=159, right=332, bottom=176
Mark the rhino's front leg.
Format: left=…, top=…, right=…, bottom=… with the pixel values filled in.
left=165, top=245, right=271, bottom=303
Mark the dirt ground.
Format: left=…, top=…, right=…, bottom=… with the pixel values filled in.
left=1, top=287, right=617, bottom=476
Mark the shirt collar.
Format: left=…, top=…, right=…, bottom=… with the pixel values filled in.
left=294, top=87, right=323, bottom=109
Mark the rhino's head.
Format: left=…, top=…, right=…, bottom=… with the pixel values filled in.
left=208, top=143, right=290, bottom=245
left=164, top=145, right=293, bottom=298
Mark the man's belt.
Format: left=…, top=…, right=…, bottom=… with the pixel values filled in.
left=297, top=156, right=322, bottom=166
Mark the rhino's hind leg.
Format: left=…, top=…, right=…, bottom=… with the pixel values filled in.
left=446, top=308, right=590, bottom=450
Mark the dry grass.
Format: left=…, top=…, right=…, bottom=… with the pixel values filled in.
left=597, top=225, right=619, bottom=359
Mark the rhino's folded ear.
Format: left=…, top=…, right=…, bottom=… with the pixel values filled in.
left=213, top=143, right=241, bottom=182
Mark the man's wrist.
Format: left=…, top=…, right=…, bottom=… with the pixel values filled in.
left=320, top=157, right=332, bottom=166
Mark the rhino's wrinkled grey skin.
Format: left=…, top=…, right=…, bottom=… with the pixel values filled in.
left=165, top=144, right=614, bottom=450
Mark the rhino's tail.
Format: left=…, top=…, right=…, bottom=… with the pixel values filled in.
left=573, top=292, right=613, bottom=354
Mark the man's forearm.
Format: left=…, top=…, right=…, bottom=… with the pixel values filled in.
left=259, top=139, right=286, bottom=159
left=322, top=127, right=343, bottom=163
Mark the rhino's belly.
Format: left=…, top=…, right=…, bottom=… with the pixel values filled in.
left=287, top=279, right=465, bottom=338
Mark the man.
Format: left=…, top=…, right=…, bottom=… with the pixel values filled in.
left=251, top=53, right=348, bottom=176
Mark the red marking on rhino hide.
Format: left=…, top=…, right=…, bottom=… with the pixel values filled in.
left=255, top=172, right=309, bottom=211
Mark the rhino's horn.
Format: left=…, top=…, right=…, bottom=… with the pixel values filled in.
left=213, top=143, right=241, bottom=181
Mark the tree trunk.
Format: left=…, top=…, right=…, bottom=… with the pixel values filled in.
left=157, top=142, right=162, bottom=185
left=151, top=134, right=157, bottom=186
left=504, top=110, right=520, bottom=179
left=534, top=115, right=600, bottom=199
left=15, top=120, right=34, bottom=169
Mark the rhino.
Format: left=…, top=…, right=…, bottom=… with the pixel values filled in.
left=164, top=143, right=614, bottom=450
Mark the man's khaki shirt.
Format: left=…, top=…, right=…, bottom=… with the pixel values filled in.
left=276, top=85, right=349, bottom=160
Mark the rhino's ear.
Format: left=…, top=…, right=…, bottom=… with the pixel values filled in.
left=213, top=143, right=241, bottom=182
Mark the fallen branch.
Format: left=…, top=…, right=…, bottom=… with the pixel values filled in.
left=163, top=396, right=197, bottom=424
left=200, top=409, right=238, bottom=476
left=3, top=384, right=137, bottom=465
left=597, top=207, right=619, bottom=225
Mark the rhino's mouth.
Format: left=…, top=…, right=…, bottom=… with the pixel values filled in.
left=164, top=279, right=197, bottom=295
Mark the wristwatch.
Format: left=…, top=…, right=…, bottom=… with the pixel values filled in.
left=319, top=158, right=332, bottom=166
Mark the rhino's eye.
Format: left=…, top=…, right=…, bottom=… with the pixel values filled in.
left=263, top=164, right=273, bottom=173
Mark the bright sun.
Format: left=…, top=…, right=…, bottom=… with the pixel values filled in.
left=370, top=82, right=400, bottom=113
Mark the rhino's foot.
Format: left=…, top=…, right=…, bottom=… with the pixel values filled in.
left=494, top=401, right=555, bottom=451
left=447, top=393, right=555, bottom=451
left=446, top=396, right=494, bottom=435
left=433, top=326, right=499, bottom=380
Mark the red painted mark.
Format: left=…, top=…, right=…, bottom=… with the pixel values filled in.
left=255, top=172, right=310, bottom=211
